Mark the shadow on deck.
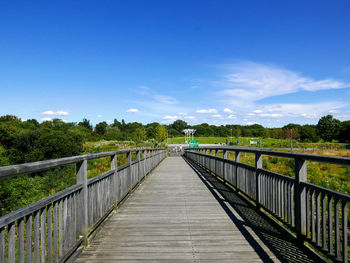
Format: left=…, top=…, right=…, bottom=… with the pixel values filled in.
left=184, top=156, right=321, bottom=263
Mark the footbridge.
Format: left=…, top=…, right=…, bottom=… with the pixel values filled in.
left=0, top=147, right=349, bottom=262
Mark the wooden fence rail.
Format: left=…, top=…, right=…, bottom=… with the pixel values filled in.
left=185, top=146, right=350, bottom=263
left=0, top=148, right=167, bottom=263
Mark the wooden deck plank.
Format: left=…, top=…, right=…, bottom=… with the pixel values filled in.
left=75, top=157, right=304, bottom=263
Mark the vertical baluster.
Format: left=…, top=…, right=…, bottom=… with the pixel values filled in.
left=76, top=159, right=88, bottom=245
left=59, top=200, right=63, bottom=257
left=335, top=198, right=340, bottom=259
left=26, top=215, right=32, bottom=263
left=48, top=204, right=52, bottom=263
left=342, top=201, right=348, bottom=263
left=255, top=153, right=261, bottom=206
left=306, top=188, right=310, bottom=238
left=322, top=193, right=327, bottom=250
left=73, top=193, right=77, bottom=243
left=53, top=202, right=59, bottom=262
left=287, top=182, right=290, bottom=223
left=8, top=222, right=15, bottom=263
left=111, top=154, right=118, bottom=209
left=63, top=197, right=68, bottom=253
left=0, top=226, right=4, bottom=263
left=329, top=196, right=333, bottom=255
left=291, top=183, right=295, bottom=227
left=18, top=218, right=24, bottom=263
left=295, top=158, right=307, bottom=240
left=34, top=210, right=40, bottom=263
left=40, top=207, right=46, bottom=262
left=67, top=195, right=72, bottom=248
left=316, top=191, right=321, bottom=246
left=235, top=151, right=240, bottom=188
left=311, top=190, right=315, bottom=242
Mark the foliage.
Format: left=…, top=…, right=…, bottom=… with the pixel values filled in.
left=317, top=115, right=340, bottom=142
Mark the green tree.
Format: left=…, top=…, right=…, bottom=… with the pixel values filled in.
left=171, top=120, right=188, bottom=133
left=95, top=121, right=108, bottom=135
left=338, top=121, right=350, bottom=142
left=135, top=127, right=147, bottom=141
left=78, top=118, right=93, bottom=131
left=155, top=125, right=167, bottom=142
left=299, top=125, right=319, bottom=142
left=317, top=115, right=340, bottom=142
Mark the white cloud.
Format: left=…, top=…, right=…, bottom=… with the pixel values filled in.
left=253, top=110, right=263, bottom=114
left=260, top=102, right=345, bottom=119
left=329, top=110, right=341, bottom=114
left=126, top=108, right=139, bottom=113
left=196, top=108, right=218, bottom=114
left=154, top=95, right=178, bottom=105
left=227, top=114, right=236, bottom=119
left=162, top=115, right=179, bottom=121
left=106, top=120, right=112, bottom=124
left=41, top=110, right=69, bottom=116
left=259, top=113, right=283, bottom=118
left=41, top=117, right=52, bottom=121
left=184, top=116, right=196, bottom=120
left=218, top=62, right=349, bottom=105
left=97, top=114, right=102, bottom=118
left=178, top=112, right=188, bottom=116
left=223, top=108, right=233, bottom=113
left=212, top=114, right=222, bottom=118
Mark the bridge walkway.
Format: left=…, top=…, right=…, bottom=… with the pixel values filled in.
left=75, top=157, right=318, bottom=263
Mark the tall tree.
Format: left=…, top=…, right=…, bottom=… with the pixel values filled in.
left=95, top=121, right=108, bottom=135
left=317, top=115, right=340, bottom=142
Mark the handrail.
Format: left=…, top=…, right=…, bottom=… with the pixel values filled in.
left=184, top=147, right=350, bottom=263
left=195, top=146, right=350, bottom=165
left=0, top=148, right=163, bottom=179
left=0, top=148, right=167, bottom=263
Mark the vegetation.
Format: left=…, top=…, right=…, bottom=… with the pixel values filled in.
left=0, top=114, right=349, bottom=216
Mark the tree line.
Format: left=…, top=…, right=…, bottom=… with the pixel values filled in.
left=0, top=114, right=349, bottom=167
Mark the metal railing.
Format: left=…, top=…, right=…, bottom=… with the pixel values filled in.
left=0, top=148, right=167, bottom=263
left=185, top=146, right=350, bottom=263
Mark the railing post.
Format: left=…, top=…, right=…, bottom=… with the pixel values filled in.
left=295, top=158, right=307, bottom=241
left=76, top=160, right=88, bottom=245
left=223, top=150, right=227, bottom=182
left=111, top=154, right=118, bottom=209
left=127, top=151, right=132, bottom=191
left=235, top=151, right=240, bottom=189
left=142, top=149, right=146, bottom=178
left=137, top=150, right=141, bottom=183
left=215, top=150, right=219, bottom=157
left=255, top=153, right=262, bottom=207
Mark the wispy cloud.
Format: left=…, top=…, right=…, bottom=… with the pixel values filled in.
left=154, top=95, right=178, bottom=105
left=41, top=110, right=69, bottom=116
left=212, top=114, right=222, bottom=118
left=258, top=102, right=345, bottom=119
left=217, top=62, right=349, bottom=105
left=126, top=108, right=139, bottom=113
left=196, top=108, right=218, bottom=114
left=184, top=116, right=196, bottom=120
left=41, top=117, right=52, bottom=121
left=162, top=115, right=180, bottom=121
left=223, top=108, right=233, bottom=113
left=97, top=114, right=102, bottom=118
left=178, top=112, right=188, bottom=116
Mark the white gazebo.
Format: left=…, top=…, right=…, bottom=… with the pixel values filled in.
left=182, top=129, right=196, bottom=143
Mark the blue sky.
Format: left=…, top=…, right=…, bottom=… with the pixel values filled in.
left=1, top=0, right=350, bottom=127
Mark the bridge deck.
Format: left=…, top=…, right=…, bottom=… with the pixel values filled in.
left=76, top=157, right=317, bottom=263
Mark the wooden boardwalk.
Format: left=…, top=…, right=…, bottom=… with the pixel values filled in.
left=75, top=157, right=317, bottom=263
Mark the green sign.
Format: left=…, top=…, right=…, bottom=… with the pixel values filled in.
left=189, top=140, right=199, bottom=148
